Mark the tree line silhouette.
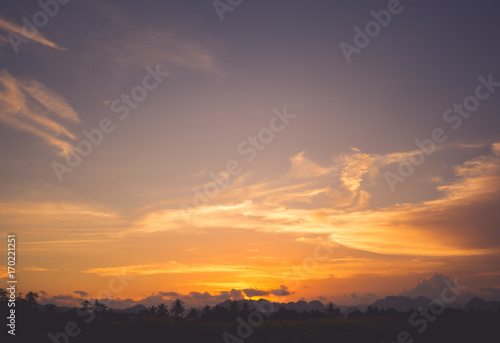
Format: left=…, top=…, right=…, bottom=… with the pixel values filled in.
left=140, top=300, right=342, bottom=321
left=143, top=298, right=187, bottom=318
left=1, top=289, right=498, bottom=342
left=1, top=288, right=40, bottom=311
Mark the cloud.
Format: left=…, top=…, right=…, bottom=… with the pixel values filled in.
left=0, top=16, right=66, bottom=51
left=159, top=291, right=180, bottom=297
left=38, top=293, right=92, bottom=308
left=478, top=287, right=500, bottom=300
left=74, top=290, right=88, bottom=297
left=188, top=292, right=213, bottom=301
left=100, top=298, right=137, bottom=309
left=0, top=201, right=124, bottom=251
left=4, top=142, right=500, bottom=297
left=116, top=141, right=500, bottom=261
left=479, top=287, right=500, bottom=295
left=243, top=288, right=270, bottom=297
left=0, top=70, right=80, bottom=155
left=341, top=292, right=379, bottom=304
left=82, top=262, right=248, bottom=276
left=41, top=288, right=249, bottom=309
left=136, top=289, right=244, bottom=308
left=459, top=143, right=488, bottom=150
left=270, top=285, right=291, bottom=297
left=52, top=295, right=78, bottom=300
left=287, top=151, right=333, bottom=179
left=402, top=273, right=451, bottom=299
left=76, top=2, right=224, bottom=76
left=217, top=289, right=244, bottom=300
left=339, top=148, right=375, bottom=192
left=20, top=78, right=79, bottom=122
left=402, top=274, right=476, bottom=302
left=89, top=28, right=225, bottom=77
left=22, top=266, right=49, bottom=272
left=5, top=141, right=499, bottom=263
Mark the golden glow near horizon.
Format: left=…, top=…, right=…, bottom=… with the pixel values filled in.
left=2, top=142, right=500, bottom=307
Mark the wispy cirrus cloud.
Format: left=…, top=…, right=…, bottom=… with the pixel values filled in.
left=0, top=70, right=80, bottom=155
left=22, top=266, right=52, bottom=272
left=83, top=262, right=249, bottom=277
left=107, top=30, right=226, bottom=77
left=131, top=141, right=500, bottom=257
left=78, top=2, right=225, bottom=77
left=0, top=16, right=66, bottom=51
left=0, top=200, right=124, bottom=252
left=4, top=142, right=498, bottom=258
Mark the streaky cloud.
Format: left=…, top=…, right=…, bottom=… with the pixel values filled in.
left=0, top=16, right=66, bottom=51
left=0, top=70, right=79, bottom=155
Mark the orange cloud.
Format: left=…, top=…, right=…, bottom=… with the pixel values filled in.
left=22, top=266, right=50, bottom=272
left=0, top=71, right=80, bottom=155
left=131, top=142, right=500, bottom=258
left=0, top=16, right=66, bottom=51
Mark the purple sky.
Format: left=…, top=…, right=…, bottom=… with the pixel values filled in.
left=0, top=0, right=499, bottom=307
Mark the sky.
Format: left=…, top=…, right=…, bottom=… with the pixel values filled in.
left=0, top=0, right=500, bottom=309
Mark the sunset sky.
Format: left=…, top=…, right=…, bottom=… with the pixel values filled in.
left=1, top=0, right=500, bottom=309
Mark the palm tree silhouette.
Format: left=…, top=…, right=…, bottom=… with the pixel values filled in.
left=25, top=291, right=39, bottom=310
left=146, top=305, right=157, bottom=316
left=0, top=288, right=7, bottom=302
left=157, top=303, right=169, bottom=316
left=326, top=302, right=341, bottom=318
left=81, top=299, right=91, bottom=310
left=171, top=299, right=185, bottom=318
left=92, top=299, right=107, bottom=313
left=25, top=291, right=38, bottom=301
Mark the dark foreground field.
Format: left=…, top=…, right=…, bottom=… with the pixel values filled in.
left=5, top=307, right=499, bottom=343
